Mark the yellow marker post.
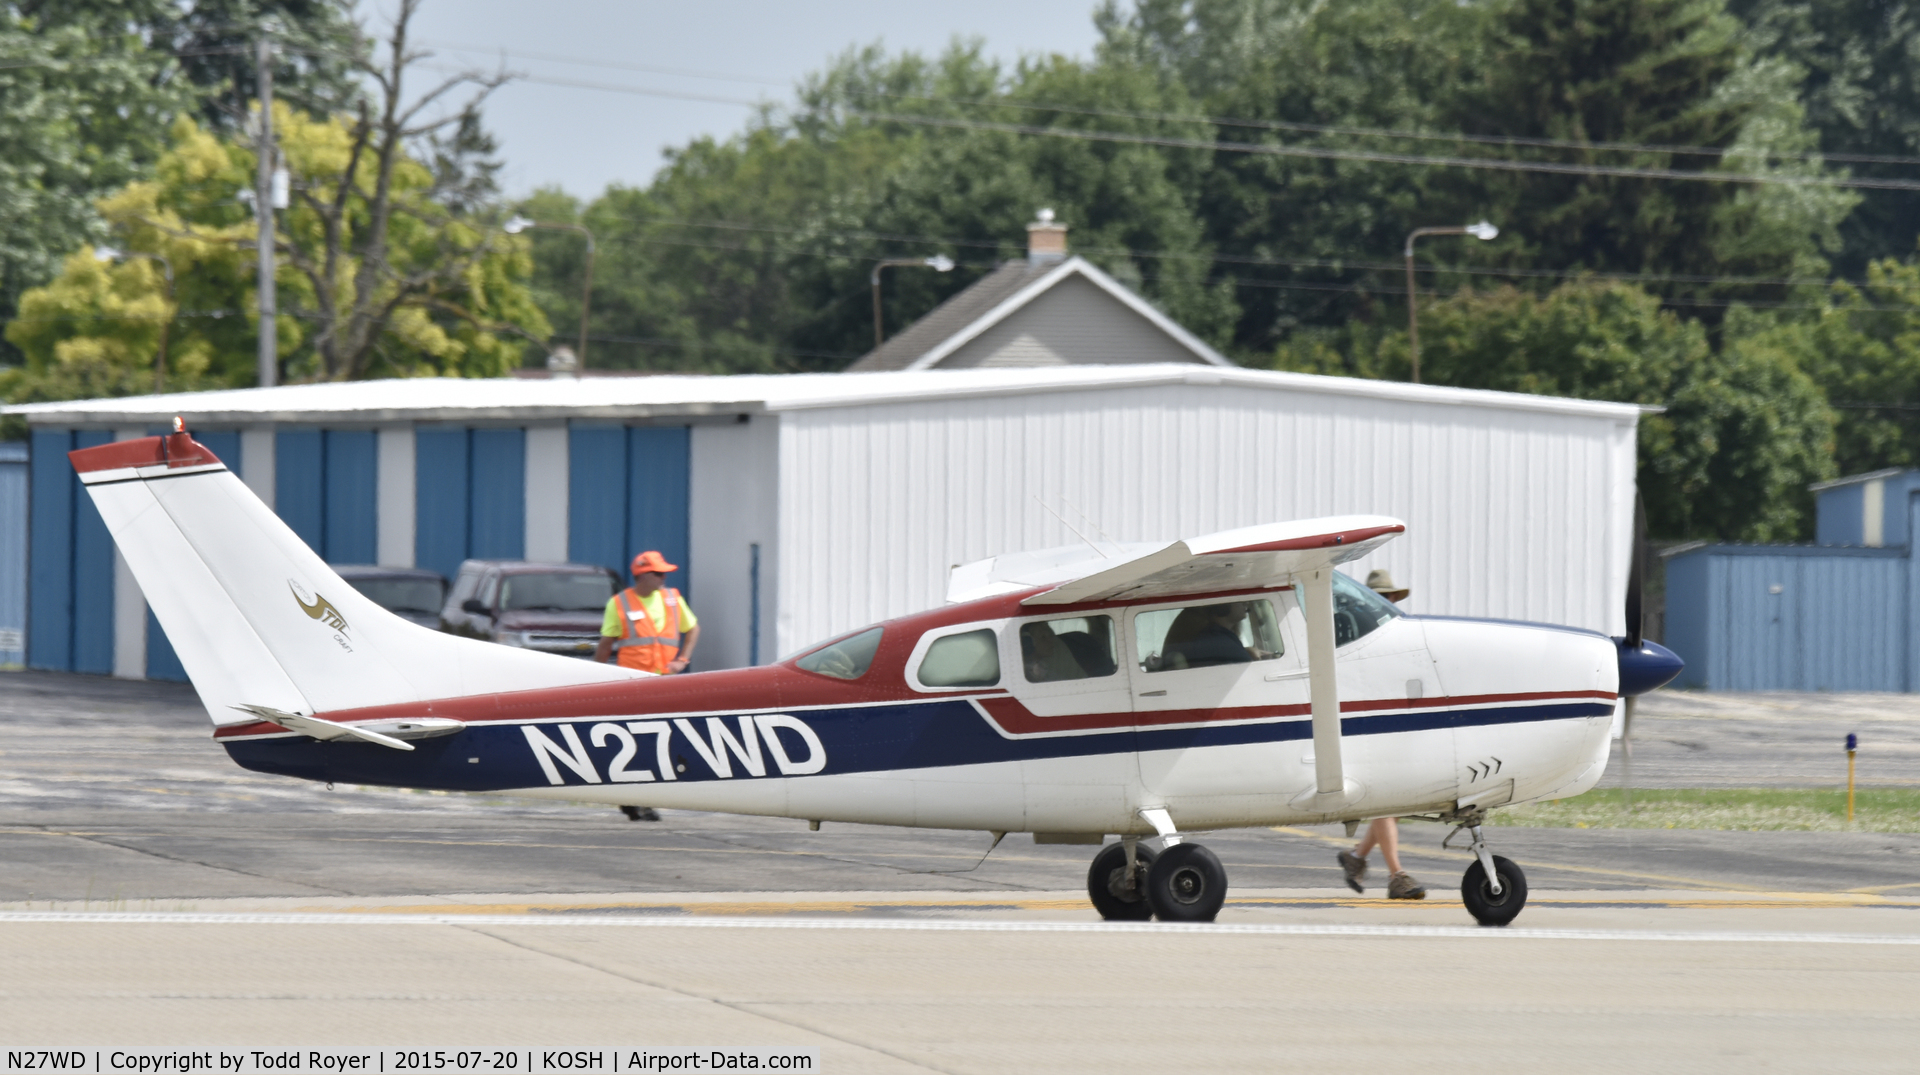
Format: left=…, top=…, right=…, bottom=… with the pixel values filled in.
left=1846, top=732, right=1858, bottom=824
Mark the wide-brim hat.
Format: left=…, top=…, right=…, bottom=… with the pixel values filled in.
left=631, top=550, right=678, bottom=575
left=1366, top=569, right=1410, bottom=601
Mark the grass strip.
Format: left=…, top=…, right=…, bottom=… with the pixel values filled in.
left=1490, top=787, right=1920, bottom=833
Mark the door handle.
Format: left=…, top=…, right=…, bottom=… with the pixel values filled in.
left=1138, top=690, right=1167, bottom=697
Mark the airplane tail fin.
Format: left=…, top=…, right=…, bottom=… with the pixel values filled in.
left=71, top=429, right=640, bottom=725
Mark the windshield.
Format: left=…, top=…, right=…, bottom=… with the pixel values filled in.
left=795, top=627, right=884, bottom=680
left=499, top=572, right=614, bottom=612
left=347, top=577, right=445, bottom=614
left=1332, top=571, right=1403, bottom=645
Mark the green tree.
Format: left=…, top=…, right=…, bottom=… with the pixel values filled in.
left=1103, top=0, right=1487, bottom=348
left=1723, top=259, right=1920, bottom=475
left=525, top=41, right=1228, bottom=373
left=1729, top=0, right=1920, bottom=276
left=5, top=107, right=547, bottom=393
left=1434, top=0, right=1853, bottom=315
left=0, top=1, right=361, bottom=366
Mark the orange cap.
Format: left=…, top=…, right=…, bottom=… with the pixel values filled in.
left=631, top=550, right=678, bottom=575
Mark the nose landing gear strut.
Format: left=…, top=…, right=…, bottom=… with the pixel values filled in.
left=1444, top=808, right=1529, bottom=926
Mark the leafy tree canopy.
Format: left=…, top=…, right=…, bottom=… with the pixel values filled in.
left=3, top=108, right=547, bottom=398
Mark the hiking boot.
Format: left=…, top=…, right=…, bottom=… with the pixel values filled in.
left=1387, top=871, right=1427, bottom=900
left=1337, top=850, right=1368, bottom=893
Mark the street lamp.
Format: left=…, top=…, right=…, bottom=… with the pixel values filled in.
left=1403, top=220, right=1499, bottom=384
left=871, top=254, right=956, bottom=349
left=505, top=214, right=597, bottom=368
left=95, top=245, right=174, bottom=393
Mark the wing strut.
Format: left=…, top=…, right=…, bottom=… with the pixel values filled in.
left=1301, top=568, right=1345, bottom=798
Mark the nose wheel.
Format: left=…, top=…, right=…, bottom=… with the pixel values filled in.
left=1445, top=813, right=1529, bottom=926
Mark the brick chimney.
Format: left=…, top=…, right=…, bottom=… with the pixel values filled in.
left=1026, top=208, right=1067, bottom=266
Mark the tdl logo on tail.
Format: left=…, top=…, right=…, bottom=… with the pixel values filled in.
left=522, top=714, right=827, bottom=785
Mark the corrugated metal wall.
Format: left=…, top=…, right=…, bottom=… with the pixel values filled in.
left=26, top=429, right=115, bottom=673
left=415, top=427, right=530, bottom=580
left=273, top=429, right=378, bottom=563
left=0, top=442, right=26, bottom=666
left=774, top=382, right=1636, bottom=655
left=567, top=425, right=692, bottom=585
left=1666, top=545, right=1910, bottom=691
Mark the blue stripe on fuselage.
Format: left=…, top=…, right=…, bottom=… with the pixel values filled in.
left=221, top=698, right=1610, bottom=791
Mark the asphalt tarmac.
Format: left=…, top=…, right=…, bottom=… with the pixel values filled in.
left=3, top=669, right=1917, bottom=1072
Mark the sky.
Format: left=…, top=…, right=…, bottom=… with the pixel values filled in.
left=373, top=0, right=1106, bottom=199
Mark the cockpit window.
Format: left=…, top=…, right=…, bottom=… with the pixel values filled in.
left=1021, top=616, right=1118, bottom=682
left=1136, top=599, right=1284, bottom=673
left=917, top=628, right=1001, bottom=688
left=795, top=627, right=884, bottom=680
left=1332, top=571, right=1402, bottom=645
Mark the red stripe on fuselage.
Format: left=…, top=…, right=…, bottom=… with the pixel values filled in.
left=973, top=689, right=1614, bottom=735
left=215, top=672, right=1613, bottom=740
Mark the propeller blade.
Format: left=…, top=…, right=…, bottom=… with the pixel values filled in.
left=1625, top=493, right=1647, bottom=647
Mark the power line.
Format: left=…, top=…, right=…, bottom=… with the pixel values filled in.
left=423, top=41, right=1920, bottom=170
left=557, top=211, right=1920, bottom=293
left=497, top=69, right=1920, bottom=191
left=415, top=38, right=787, bottom=89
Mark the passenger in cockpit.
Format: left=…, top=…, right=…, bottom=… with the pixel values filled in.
left=1022, top=621, right=1087, bottom=682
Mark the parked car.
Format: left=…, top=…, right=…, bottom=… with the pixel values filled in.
left=334, top=565, right=449, bottom=630
left=440, top=559, right=619, bottom=658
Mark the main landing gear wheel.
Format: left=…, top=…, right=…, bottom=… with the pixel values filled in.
left=1145, top=842, right=1228, bottom=923
left=1461, top=855, right=1528, bottom=927
left=1087, top=842, right=1158, bottom=920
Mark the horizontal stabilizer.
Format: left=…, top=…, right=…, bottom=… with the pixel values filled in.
left=1019, top=516, right=1405, bottom=606
left=231, top=704, right=415, bottom=751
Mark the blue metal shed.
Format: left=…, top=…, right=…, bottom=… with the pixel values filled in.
left=1665, top=542, right=1913, bottom=691
left=1811, top=468, right=1920, bottom=547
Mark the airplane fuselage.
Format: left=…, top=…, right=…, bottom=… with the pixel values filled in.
left=217, top=587, right=1618, bottom=834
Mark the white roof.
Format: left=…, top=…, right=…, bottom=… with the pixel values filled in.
left=3, top=364, right=1647, bottom=425
left=1808, top=467, right=1913, bottom=493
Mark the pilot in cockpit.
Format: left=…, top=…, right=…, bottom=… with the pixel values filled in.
left=1161, top=602, right=1257, bottom=670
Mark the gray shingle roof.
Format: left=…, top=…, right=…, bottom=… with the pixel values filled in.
left=846, top=260, right=1055, bottom=372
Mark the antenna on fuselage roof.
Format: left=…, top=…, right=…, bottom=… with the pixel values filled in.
left=1033, top=495, right=1109, bottom=559
left=1059, top=496, right=1126, bottom=558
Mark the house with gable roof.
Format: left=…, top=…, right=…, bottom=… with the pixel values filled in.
left=846, top=211, right=1235, bottom=372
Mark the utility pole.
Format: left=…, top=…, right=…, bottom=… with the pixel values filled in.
left=255, top=35, right=278, bottom=387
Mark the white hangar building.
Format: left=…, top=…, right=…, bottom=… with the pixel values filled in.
left=6, top=365, right=1642, bottom=681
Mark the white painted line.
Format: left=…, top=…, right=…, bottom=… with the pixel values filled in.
left=0, top=911, right=1914, bottom=946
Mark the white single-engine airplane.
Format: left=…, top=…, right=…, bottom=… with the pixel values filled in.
left=71, top=426, right=1682, bottom=925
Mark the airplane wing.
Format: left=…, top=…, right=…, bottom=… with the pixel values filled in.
left=1019, top=516, right=1405, bottom=606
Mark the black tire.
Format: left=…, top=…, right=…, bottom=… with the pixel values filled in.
left=1461, top=854, right=1529, bottom=926
left=1145, top=842, right=1228, bottom=923
left=1087, top=842, right=1158, bottom=920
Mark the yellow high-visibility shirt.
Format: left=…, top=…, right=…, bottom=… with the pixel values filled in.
left=601, top=589, right=698, bottom=637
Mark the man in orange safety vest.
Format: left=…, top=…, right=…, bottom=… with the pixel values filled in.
left=593, top=550, right=699, bottom=674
